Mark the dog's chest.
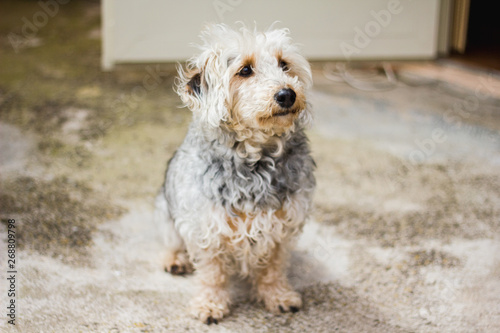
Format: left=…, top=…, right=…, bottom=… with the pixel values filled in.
left=201, top=148, right=304, bottom=212
left=220, top=210, right=286, bottom=274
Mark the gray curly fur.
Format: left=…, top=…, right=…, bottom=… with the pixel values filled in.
left=164, top=125, right=315, bottom=220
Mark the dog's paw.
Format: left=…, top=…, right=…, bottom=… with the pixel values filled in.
left=190, top=290, right=230, bottom=324
left=262, top=289, right=302, bottom=314
left=163, top=250, right=193, bottom=275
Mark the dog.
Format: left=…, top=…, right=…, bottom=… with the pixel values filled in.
left=155, top=24, right=315, bottom=324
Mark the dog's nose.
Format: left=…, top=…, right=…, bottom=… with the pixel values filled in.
left=274, top=88, right=296, bottom=108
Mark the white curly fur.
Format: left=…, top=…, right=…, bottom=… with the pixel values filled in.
left=155, top=24, right=315, bottom=324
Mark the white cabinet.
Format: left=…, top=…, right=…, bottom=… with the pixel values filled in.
left=102, top=0, right=441, bottom=70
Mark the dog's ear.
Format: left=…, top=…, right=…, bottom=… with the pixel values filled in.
left=187, top=72, right=202, bottom=96
left=176, top=52, right=229, bottom=128
left=175, top=66, right=204, bottom=112
left=176, top=67, right=203, bottom=97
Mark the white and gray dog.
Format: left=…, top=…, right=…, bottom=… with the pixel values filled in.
left=155, top=24, right=315, bottom=324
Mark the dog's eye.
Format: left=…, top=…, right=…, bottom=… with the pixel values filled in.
left=238, top=65, right=253, bottom=77
left=279, top=60, right=289, bottom=71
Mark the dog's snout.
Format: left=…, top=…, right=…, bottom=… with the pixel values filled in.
left=274, top=88, right=296, bottom=108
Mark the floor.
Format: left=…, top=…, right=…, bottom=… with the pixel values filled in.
left=0, top=1, right=500, bottom=332
left=449, top=48, right=500, bottom=72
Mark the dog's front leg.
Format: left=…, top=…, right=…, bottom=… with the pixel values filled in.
left=190, top=255, right=231, bottom=324
left=256, top=244, right=302, bottom=314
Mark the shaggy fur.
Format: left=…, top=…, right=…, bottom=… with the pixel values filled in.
left=155, top=24, right=315, bottom=324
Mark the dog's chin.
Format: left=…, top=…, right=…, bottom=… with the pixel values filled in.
left=272, top=109, right=296, bottom=117
left=258, top=108, right=302, bottom=130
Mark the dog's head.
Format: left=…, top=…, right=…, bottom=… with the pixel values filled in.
left=176, top=24, right=313, bottom=137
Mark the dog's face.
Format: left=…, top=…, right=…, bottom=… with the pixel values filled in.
left=177, top=24, right=313, bottom=135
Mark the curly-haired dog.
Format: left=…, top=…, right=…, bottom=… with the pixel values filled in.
left=155, top=24, right=315, bottom=324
